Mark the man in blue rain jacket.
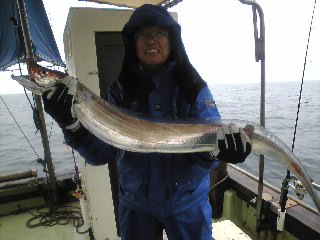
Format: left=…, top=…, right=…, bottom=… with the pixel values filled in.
left=42, top=4, right=251, bottom=240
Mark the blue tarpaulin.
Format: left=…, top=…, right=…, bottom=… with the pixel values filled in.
left=0, top=0, right=64, bottom=70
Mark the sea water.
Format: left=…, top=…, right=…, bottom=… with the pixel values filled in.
left=0, top=80, right=319, bottom=208
left=210, top=80, right=320, bottom=208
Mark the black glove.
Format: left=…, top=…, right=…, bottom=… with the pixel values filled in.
left=210, top=123, right=251, bottom=164
left=42, top=76, right=79, bottom=131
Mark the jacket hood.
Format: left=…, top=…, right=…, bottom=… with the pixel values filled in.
left=118, top=4, right=206, bottom=106
left=122, top=4, right=183, bottom=66
left=123, top=4, right=180, bottom=32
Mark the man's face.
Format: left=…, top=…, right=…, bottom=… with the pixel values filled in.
left=135, top=26, right=170, bottom=69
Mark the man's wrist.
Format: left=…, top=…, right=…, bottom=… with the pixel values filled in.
left=59, top=118, right=80, bottom=131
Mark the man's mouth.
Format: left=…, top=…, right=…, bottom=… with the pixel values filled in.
left=146, top=49, right=159, bottom=54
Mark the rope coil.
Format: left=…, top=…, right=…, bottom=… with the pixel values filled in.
left=26, top=205, right=90, bottom=234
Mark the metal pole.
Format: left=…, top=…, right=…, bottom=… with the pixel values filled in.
left=238, top=1, right=265, bottom=237
left=17, top=0, right=58, bottom=202
left=256, top=5, right=265, bottom=237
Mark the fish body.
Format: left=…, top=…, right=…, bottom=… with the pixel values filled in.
left=11, top=63, right=320, bottom=214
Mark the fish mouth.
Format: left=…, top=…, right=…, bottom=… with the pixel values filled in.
left=30, top=71, right=46, bottom=81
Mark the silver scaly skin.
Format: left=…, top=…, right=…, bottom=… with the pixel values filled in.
left=11, top=64, right=320, bottom=214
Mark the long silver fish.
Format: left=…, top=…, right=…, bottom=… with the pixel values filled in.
left=12, top=63, right=320, bottom=214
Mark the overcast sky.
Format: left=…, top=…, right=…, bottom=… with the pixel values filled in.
left=1, top=0, right=319, bottom=94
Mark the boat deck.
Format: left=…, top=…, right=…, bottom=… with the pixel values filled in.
left=0, top=201, right=90, bottom=240
left=4, top=166, right=318, bottom=240
left=0, top=200, right=253, bottom=240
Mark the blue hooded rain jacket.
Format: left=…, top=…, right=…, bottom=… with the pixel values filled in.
left=64, top=3, right=221, bottom=224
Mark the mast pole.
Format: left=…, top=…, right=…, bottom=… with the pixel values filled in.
left=16, top=0, right=58, bottom=203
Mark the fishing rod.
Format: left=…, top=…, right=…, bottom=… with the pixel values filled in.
left=278, top=0, right=318, bottom=229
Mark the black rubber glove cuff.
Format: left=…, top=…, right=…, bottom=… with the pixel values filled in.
left=42, top=82, right=78, bottom=130
left=210, top=123, right=251, bottom=164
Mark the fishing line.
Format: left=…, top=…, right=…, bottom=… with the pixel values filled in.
left=291, top=0, right=317, bottom=152
left=16, top=64, right=42, bottom=134
left=71, top=148, right=80, bottom=183
left=0, top=95, right=39, bottom=158
left=48, top=120, right=54, bottom=139
left=11, top=7, right=39, bottom=131
left=26, top=11, right=54, bottom=63
left=209, top=174, right=229, bottom=192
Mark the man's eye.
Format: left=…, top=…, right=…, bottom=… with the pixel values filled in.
left=135, top=31, right=169, bottom=41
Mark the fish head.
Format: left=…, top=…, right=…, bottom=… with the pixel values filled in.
left=11, top=63, right=69, bottom=95
left=28, top=63, right=68, bottom=88
left=243, top=124, right=255, bottom=138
